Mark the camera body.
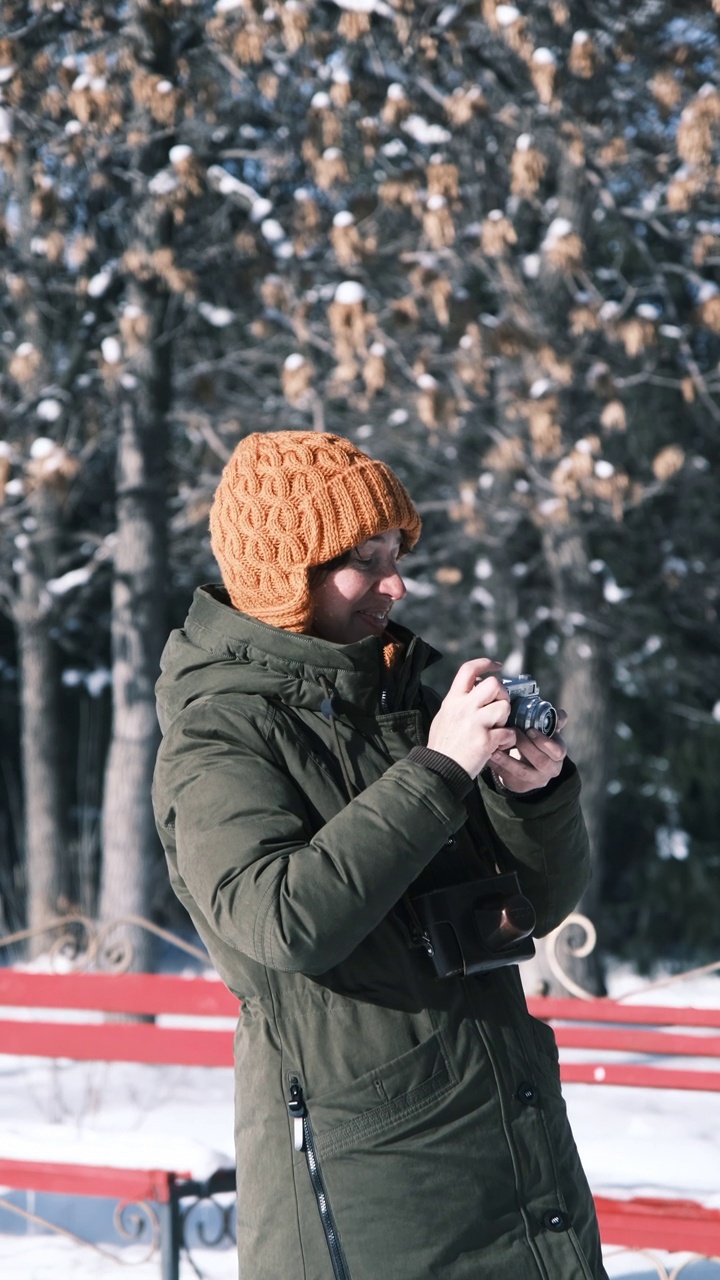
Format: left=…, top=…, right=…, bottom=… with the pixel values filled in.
left=501, top=674, right=557, bottom=738
left=410, top=872, right=536, bottom=979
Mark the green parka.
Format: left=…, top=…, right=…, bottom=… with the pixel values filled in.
left=153, top=585, right=607, bottom=1280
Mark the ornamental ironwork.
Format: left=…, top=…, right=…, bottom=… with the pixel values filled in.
left=0, top=911, right=209, bottom=972
left=544, top=911, right=720, bottom=1001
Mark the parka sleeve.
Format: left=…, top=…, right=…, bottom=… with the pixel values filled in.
left=475, top=763, right=592, bottom=936
left=152, top=700, right=470, bottom=976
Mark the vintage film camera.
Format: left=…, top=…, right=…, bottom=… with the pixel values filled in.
left=410, top=872, right=536, bottom=979
left=501, top=674, right=558, bottom=738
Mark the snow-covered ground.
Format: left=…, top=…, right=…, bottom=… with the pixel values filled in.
left=1, top=962, right=719, bottom=1280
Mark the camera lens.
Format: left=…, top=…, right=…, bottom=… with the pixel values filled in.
left=535, top=703, right=557, bottom=737
left=508, top=696, right=557, bottom=737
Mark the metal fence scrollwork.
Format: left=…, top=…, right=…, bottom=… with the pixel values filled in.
left=0, top=1180, right=240, bottom=1273
left=0, top=1191, right=160, bottom=1268
left=0, top=911, right=211, bottom=972
left=177, top=1173, right=237, bottom=1257
left=544, top=911, right=720, bottom=1001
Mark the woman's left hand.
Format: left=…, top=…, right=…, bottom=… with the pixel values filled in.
left=487, top=710, right=568, bottom=794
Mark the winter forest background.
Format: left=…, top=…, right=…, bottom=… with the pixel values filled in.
left=0, top=0, right=719, bottom=982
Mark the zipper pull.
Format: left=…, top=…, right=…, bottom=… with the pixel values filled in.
left=287, top=1078, right=307, bottom=1152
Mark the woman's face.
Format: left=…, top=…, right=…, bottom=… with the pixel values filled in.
left=310, top=529, right=407, bottom=645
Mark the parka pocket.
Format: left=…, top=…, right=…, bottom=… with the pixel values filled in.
left=307, top=1029, right=456, bottom=1159
left=287, top=1034, right=455, bottom=1277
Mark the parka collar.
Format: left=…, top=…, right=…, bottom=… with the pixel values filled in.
left=175, top=585, right=440, bottom=717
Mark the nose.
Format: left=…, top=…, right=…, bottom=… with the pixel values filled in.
left=377, top=564, right=406, bottom=601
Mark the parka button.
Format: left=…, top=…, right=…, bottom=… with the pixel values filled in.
left=517, top=1080, right=539, bottom=1106
left=543, top=1209, right=568, bottom=1233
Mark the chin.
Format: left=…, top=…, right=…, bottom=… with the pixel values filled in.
left=355, top=622, right=386, bottom=641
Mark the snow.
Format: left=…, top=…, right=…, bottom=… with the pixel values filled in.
left=100, top=337, right=122, bottom=365
left=543, top=216, right=574, bottom=247
left=169, top=145, right=193, bottom=166
left=1, top=966, right=719, bottom=1279
left=46, top=566, right=93, bottom=596
left=86, top=271, right=113, bottom=298
left=205, top=166, right=267, bottom=213
left=198, top=303, right=235, bottom=329
left=148, top=170, right=179, bottom=196
left=259, top=218, right=285, bottom=244
left=0, top=107, right=13, bottom=144
left=0, top=1123, right=231, bottom=1183
left=567, top=981, right=720, bottom=1201
left=29, top=437, right=55, bottom=460
left=402, top=114, right=452, bottom=146
left=334, top=280, right=366, bottom=305
left=330, top=0, right=380, bottom=12
left=532, top=48, right=556, bottom=66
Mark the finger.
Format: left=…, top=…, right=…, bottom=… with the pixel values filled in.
left=487, top=727, right=517, bottom=753
left=474, top=674, right=510, bottom=710
left=503, top=746, right=564, bottom=785
left=555, top=708, right=568, bottom=733
left=481, top=700, right=515, bottom=736
left=504, top=749, right=563, bottom=782
left=489, top=752, right=560, bottom=792
left=491, top=732, right=566, bottom=776
left=488, top=754, right=539, bottom=792
left=449, top=657, right=502, bottom=694
left=519, top=727, right=567, bottom=763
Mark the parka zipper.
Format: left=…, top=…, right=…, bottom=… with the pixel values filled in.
left=287, top=1078, right=352, bottom=1280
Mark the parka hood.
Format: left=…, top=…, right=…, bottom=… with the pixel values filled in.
left=155, top=584, right=440, bottom=732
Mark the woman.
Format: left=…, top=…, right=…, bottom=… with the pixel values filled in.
left=152, top=430, right=606, bottom=1280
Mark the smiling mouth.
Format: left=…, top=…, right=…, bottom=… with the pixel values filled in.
left=360, top=610, right=389, bottom=626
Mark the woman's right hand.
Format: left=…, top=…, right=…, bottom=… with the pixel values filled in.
left=427, top=659, right=517, bottom=779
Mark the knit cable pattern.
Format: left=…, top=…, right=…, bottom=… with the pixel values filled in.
left=209, top=431, right=421, bottom=631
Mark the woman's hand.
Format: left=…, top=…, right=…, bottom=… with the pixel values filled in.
left=488, top=709, right=569, bottom=794
left=427, top=659, right=516, bottom=779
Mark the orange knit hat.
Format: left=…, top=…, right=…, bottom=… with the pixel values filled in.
left=209, top=431, right=422, bottom=631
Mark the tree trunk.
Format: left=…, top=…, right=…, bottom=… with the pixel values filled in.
left=15, top=485, right=68, bottom=955
left=539, top=525, right=612, bottom=994
left=98, top=390, right=169, bottom=971
left=97, top=1, right=174, bottom=970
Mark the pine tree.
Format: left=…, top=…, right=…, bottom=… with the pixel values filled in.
left=2, top=0, right=719, bottom=973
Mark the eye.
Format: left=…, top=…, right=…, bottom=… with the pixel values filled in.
left=350, top=541, right=404, bottom=571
